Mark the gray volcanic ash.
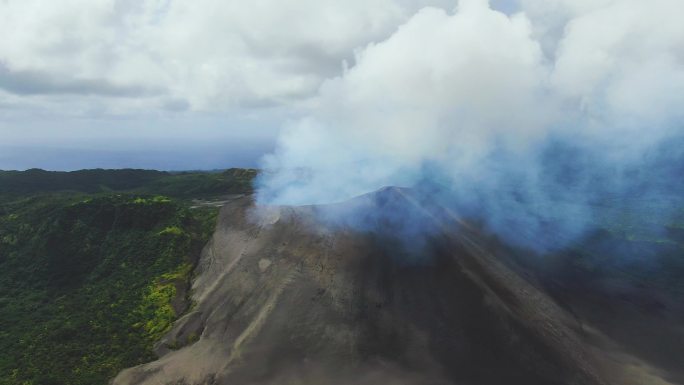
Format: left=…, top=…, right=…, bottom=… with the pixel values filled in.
left=112, top=188, right=676, bottom=385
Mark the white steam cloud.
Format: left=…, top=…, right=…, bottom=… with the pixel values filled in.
left=257, top=0, right=684, bottom=208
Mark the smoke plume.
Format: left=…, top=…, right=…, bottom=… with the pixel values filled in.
left=256, top=0, right=684, bottom=251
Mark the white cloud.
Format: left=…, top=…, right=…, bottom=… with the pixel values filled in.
left=550, top=0, right=684, bottom=127
left=259, top=1, right=552, bottom=204
left=0, top=0, right=458, bottom=114
left=2, top=0, right=682, bottom=180
left=257, top=0, right=684, bottom=209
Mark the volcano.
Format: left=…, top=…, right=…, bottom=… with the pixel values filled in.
left=112, top=187, right=678, bottom=385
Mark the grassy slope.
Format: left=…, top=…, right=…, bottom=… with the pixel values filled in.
left=0, top=169, right=256, bottom=385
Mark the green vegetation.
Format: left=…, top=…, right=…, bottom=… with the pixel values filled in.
left=0, top=168, right=256, bottom=385
left=135, top=262, right=194, bottom=343
left=138, top=168, right=257, bottom=199
left=0, top=168, right=258, bottom=199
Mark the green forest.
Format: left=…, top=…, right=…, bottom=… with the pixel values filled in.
left=0, top=169, right=256, bottom=385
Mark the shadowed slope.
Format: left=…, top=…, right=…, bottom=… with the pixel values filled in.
left=112, top=188, right=658, bottom=385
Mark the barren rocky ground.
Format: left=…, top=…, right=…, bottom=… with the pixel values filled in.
left=113, top=188, right=682, bottom=385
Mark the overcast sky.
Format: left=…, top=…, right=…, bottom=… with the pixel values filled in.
left=1, top=0, right=510, bottom=170
left=3, top=0, right=680, bottom=174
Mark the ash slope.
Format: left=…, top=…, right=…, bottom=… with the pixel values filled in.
left=113, top=188, right=663, bottom=385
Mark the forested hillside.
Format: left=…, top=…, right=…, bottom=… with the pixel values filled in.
left=0, top=168, right=257, bottom=198
left=0, top=169, right=256, bottom=385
